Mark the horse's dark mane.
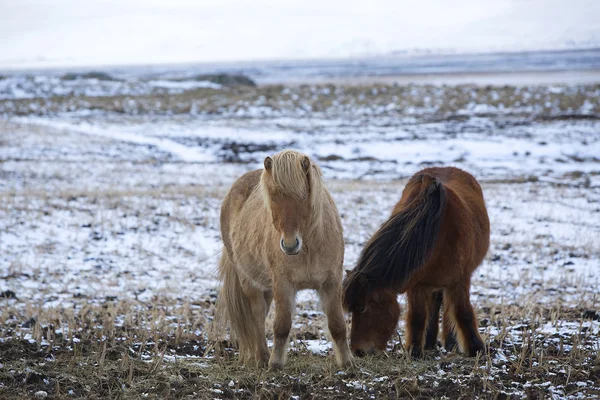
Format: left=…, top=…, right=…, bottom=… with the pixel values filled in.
left=343, top=174, right=447, bottom=312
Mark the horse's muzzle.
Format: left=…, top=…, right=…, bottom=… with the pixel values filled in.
left=352, top=346, right=377, bottom=357
left=280, top=237, right=301, bottom=255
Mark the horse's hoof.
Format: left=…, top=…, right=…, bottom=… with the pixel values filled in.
left=445, top=343, right=456, bottom=352
left=256, top=352, right=270, bottom=368
left=268, top=360, right=284, bottom=371
left=353, top=349, right=367, bottom=357
left=444, top=335, right=457, bottom=352
left=424, top=339, right=439, bottom=351
left=468, top=344, right=486, bottom=357
left=468, top=349, right=485, bottom=357
left=409, top=346, right=424, bottom=359
left=466, top=336, right=485, bottom=357
left=337, top=354, right=355, bottom=369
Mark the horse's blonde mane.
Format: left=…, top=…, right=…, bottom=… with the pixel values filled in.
left=260, top=150, right=325, bottom=234
left=270, top=150, right=311, bottom=200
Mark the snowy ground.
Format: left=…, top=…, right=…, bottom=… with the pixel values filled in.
left=0, top=81, right=599, bottom=398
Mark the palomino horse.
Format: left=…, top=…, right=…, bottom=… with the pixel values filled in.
left=342, top=167, right=490, bottom=358
left=215, top=150, right=353, bottom=370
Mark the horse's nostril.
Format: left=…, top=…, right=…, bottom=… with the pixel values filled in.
left=280, top=237, right=301, bottom=254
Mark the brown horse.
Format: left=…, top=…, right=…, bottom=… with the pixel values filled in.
left=214, top=150, right=353, bottom=370
left=342, top=167, right=490, bottom=358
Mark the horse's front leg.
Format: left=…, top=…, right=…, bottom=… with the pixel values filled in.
left=406, top=286, right=432, bottom=358
left=269, top=278, right=295, bottom=371
left=318, top=277, right=353, bottom=368
left=245, top=286, right=270, bottom=367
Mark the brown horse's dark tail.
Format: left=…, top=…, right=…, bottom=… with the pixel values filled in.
left=343, top=175, right=447, bottom=312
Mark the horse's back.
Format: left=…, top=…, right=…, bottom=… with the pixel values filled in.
left=432, top=167, right=489, bottom=272
left=220, top=169, right=262, bottom=262
left=414, top=167, right=487, bottom=225
left=442, top=168, right=490, bottom=267
left=415, top=167, right=481, bottom=193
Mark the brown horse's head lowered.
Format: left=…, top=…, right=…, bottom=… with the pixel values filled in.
left=343, top=167, right=490, bottom=359
left=260, top=150, right=324, bottom=256
left=347, top=286, right=400, bottom=356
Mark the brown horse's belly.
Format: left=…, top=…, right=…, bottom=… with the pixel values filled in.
left=401, top=232, right=470, bottom=291
left=402, top=262, right=457, bottom=291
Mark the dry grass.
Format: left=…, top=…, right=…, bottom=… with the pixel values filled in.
left=0, top=297, right=598, bottom=399
left=1, top=83, right=598, bottom=118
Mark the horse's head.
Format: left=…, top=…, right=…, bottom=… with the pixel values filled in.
left=261, top=150, right=322, bottom=256
left=348, top=288, right=400, bottom=356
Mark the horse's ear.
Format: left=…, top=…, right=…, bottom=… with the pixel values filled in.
left=264, top=156, right=273, bottom=171
left=301, top=156, right=310, bottom=173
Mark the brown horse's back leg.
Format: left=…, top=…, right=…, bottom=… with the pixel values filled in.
left=442, top=306, right=458, bottom=352
left=424, top=291, right=443, bottom=350
left=406, top=286, right=433, bottom=358
left=444, top=282, right=485, bottom=356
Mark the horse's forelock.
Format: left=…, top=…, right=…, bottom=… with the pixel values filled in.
left=260, top=150, right=326, bottom=232
left=271, top=150, right=310, bottom=200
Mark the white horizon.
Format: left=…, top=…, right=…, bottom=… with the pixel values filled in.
left=1, top=0, right=599, bottom=70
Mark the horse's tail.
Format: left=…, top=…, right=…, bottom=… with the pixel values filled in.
left=343, top=174, right=447, bottom=312
left=213, top=251, right=259, bottom=360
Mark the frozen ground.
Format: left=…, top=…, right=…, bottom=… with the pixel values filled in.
left=0, top=81, right=599, bottom=398
left=0, top=74, right=227, bottom=100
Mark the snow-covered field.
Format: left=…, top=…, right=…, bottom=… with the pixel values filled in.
left=2, top=114, right=598, bottom=306
left=0, top=79, right=599, bottom=398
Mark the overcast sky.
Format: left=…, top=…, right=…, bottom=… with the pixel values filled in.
left=1, top=0, right=599, bottom=69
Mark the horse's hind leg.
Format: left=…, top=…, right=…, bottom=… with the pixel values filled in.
left=269, top=279, right=296, bottom=370
left=442, top=305, right=458, bottom=352
left=444, top=282, right=485, bottom=356
left=424, top=291, right=443, bottom=350
left=318, top=277, right=353, bottom=368
left=406, top=286, right=433, bottom=358
left=429, top=291, right=458, bottom=352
